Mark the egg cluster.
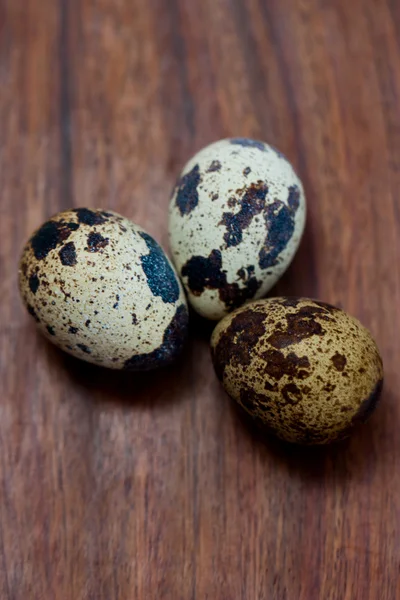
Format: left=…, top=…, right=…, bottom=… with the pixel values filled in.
left=19, top=138, right=383, bottom=444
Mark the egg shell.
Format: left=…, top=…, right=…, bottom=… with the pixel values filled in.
left=168, top=138, right=306, bottom=320
left=211, top=298, right=384, bottom=445
left=19, top=208, right=189, bottom=371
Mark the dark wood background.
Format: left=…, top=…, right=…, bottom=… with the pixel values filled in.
left=1, top=0, right=400, bottom=598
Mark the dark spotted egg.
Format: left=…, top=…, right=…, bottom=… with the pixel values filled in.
left=211, top=298, right=383, bottom=444
left=19, top=208, right=188, bottom=370
left=169, top=138, right=306, bottom=320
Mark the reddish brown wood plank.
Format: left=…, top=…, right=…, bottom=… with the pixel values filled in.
left=1, top=0, right=400, bottom=598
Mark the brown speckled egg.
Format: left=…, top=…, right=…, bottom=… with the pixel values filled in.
left=19, top=208, right=189, bottom=371
left=210, top=298, right=383, bottom=444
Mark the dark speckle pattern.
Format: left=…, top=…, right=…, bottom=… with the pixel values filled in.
left=281, top=383, right=303, bottom=405
left=261, top=349, right=311, bottom=381
left=182, top=249, right=261, bottom=312
left=220, top=181, right=268, bottom=248
left=266, top=304, right=333, bottom=348
left=86, top=231, right=109, bottom=252
left=59, top=242, right=77, bottom=266
left=174, top=164, right=201, bottom=216
left=31, top=220, right=79, bottom=260
left=240, top=387, right=270, bottom=413
left=212, top=307, right=266, bottom=380
left=124, top=304, right=188, bottom=371
left=258, top=186, right=300, bottom=269
left=287, top=185, right=301, bottom=211
left=331, top=352, right=347, bottom=372
left=29, top=273, right=40, bottom=294
left=207, top=160, right=222, bottom=173
left=73, top=208, right=107, bottom=226
left=139, top=232, right=180, bottom=304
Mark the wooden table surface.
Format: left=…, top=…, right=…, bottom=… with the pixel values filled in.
left=1, top=1, right=400, bottom=598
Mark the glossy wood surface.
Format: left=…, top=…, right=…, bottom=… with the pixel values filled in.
left=1, top=0, right=400, bottom=598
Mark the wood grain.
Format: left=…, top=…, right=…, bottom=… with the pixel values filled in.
left=1, top=0, right=400, bottom=598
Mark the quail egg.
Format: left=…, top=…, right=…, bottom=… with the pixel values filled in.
left=19, top=208, right=189, bottom=370
left=169, top=138, right=306, bottom=320
left=211, top=298, right=383, bottom=444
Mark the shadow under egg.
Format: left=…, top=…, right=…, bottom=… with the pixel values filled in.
left=37, top=327, right=195, bottom=409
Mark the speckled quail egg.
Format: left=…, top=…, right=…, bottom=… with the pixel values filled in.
left=19, top=208, right=189, bottom=370
left=211, top=298, right=383, bottom=445
left=168, top=138, right=306, bottom=320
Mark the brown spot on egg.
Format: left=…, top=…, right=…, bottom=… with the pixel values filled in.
left=30, top=219, right=79, bottom=260
left=124, top=304, right=188, bottom=371
left=182, top=250, right=261, bottom=312
left=86, top=231, right=109, bottom=252
left=59, top=242, right=77, bottom=266
left=266, top=304, right=334, bottom=349
left=73, top=208, right=107, bottom=226
left=264, top=380, right=276, bottom=392
left=262, top=349, right=311, bottom=381
left=278, top=297, right=301, bottom=309
left=258, top=190, right=300, bottom=269
left=219, top=181, right=268, bottom=248
left=287, top=185, right=301, bottom=211
left=211, top=306, right=267, bottom=380
left=331, top=352, right=347, bottom=371
left=240, top=386, right=270, bottom=413
left=174, top=164, right=201, bottom=216
left=29, top=273, right=40, bottom=294
left=207, top=160, right=221, bottom=173
left=323, top=382, right=336, bottom=393
left=281, top=383, right=303, bottom=405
